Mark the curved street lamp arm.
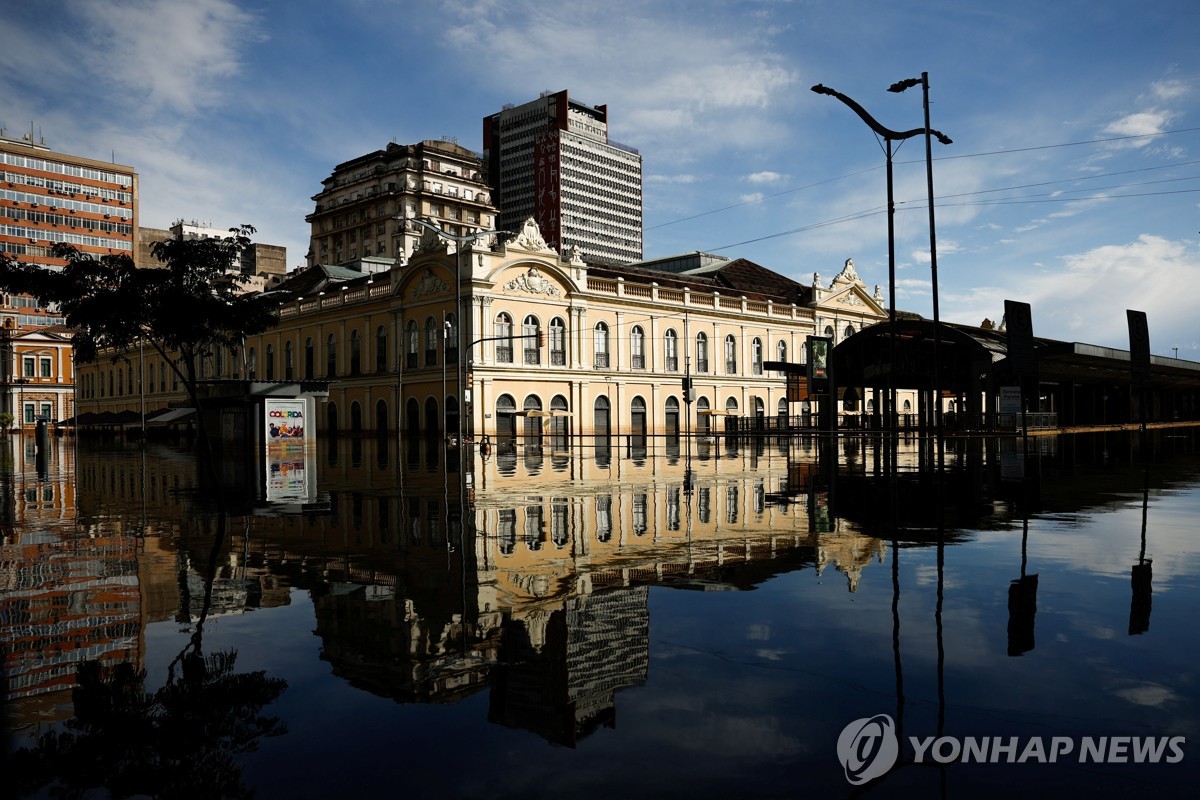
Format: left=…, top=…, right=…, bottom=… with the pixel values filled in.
left=812, top=84, right=951, bottom=144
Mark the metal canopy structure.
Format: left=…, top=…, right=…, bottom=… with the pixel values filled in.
left=831, top=319, right=1200, bottom=430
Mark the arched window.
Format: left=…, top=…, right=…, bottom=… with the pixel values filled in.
left=495, top=313, right=513, bottom=363
left=148, top=363, right=155, bottom=394
left=665, top=328, right=678, bottom=371
left=266, top=343, right=275, bottom=381
left=424, top=317, right=438, bottom=366
left=752, top=338, right=763, bottom=374
left=903, top=398, right=912, bottom=413
left=845, top=323, right=856, bottom=338
left=326, top=333, right=337, bottom=377
left=724, top=334, right=737, bottom=374
left=549, top=317, right=565, bottom=365
left=375, top=325, right=387, bottom=373
left=594, top=322, right=609, bottom=368
left=696, top=332, right=709, bottom=373
left=350, top=329, right=362, bottom=374
left=305, top=337, right=314, bottom=378
left=824, top=324, right=835, bottom=342
left=777, top=340, right=787, bottom=363
left=630, top=325, right=645, bottom=369
left=406, top=320, right=419, bottom=368
left=284, top=341, right=294, bottom=380
left=248, top=347, right=257, bottom=380
left=523, top=315, right=540, bottom=365
left=117, top=368, right=123, bottom=396
left=725, top=397, right=739, bottom=413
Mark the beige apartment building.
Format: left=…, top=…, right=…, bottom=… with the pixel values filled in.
left=306, top=139, right=498, bottom=269
left=74, top=217, right=889, bottom=439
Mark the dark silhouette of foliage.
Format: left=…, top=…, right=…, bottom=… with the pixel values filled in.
left=11, top=652, right=287, bottom=799
left=0, top=225, right=279, bottom=410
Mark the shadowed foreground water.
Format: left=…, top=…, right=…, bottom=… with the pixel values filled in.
left=4, top=431, right=1200, bottom=798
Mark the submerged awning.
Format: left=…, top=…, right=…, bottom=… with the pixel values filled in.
left=146, top=407, right=196, bottom=426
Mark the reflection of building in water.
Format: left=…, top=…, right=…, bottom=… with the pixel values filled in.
left=489, top=587, right=649, bottom=747
left=312, top=582, right=499, bottom=704
left=0, top=438, right=144, bottom=734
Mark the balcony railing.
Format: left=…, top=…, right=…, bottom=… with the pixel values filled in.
left=524, top=348, right=540, bottom=365
left=594, top=352, right=610, bottom=368
left=665, top=356, right=678, bottom=371
left=695, top=359, right=708, bottom=373
left=752, top=362, right=763, bottom=375
left=495, top=346, right=513, bottom=363
left=725, top=360, right=737, bottom=374
left=406, top=353, right=417, bottom=369
left=550, top=350, right=565, bottom=366
left=631, top=354, right=645, bottom=369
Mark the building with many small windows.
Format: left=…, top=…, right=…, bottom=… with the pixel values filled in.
left=484, top=90, right=643, bottom=266
left=72, top=217, right=888, bottom=440
left=1, top=131, right=138, bottom=429
left=306, top=139, right=498, bottom=269
left=0, top=131, right=138, bottom=273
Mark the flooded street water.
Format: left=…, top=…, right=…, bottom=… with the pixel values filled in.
left=4, top=431, right=1200, bottom=798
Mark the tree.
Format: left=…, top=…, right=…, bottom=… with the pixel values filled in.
left=0, top=226, right=279, bottom=448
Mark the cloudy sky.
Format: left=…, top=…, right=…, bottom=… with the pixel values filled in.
left=3, top=0, right=1197, bottom=353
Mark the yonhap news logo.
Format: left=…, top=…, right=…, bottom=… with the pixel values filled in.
left=837, top=715, right=899, bottom=785
left=836, top=714, right=1186, bottom=785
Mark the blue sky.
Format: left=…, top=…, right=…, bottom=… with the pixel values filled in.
left=3, top=0, right=1198, bottom=354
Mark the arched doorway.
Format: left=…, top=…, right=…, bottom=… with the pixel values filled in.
left=424, top=397, right=440, bottom=442
left=593, top=395, right=611, bottom=437
left=696, top=396, right=711, bottom=435
left=631, top=396, right=647, bottom=437
left=523, top=394, right=543, bottom=451
left=405, top=398, right=420, bottom=437
left=665, top=396, right=680, bottom=438
left=495, top=394, right=517, bottom=444
left=375, top=399, right=388, bottom=434
left=326, top=402, right=339, bottom=436
left=724, top=397, right=739, bottom=433
left=350, top=401, right=362, bottom=434
left=550, top=394, right=570, bottom=452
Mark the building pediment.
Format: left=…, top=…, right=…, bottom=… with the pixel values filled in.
left=495, top=263, right=567, bottom=298
left=818, top=284, right=886, bottom=318
left=403, top=266, right=454, bottom=301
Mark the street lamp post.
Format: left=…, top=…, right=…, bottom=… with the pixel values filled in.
left=890, top=72, right=951, bottom=437
left=811, top=82, right=951, bottom=438
left=406, top=218, right=508, bottom=452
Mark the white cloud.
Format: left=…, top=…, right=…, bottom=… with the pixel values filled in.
left=77, top=0, right=262, bottom=115
left=1102, top=110, right=1174, bottom=142
left=747, top=171, right=787, bottom=184
left=946, top=234, right=1200, bottom=348
left=648, top=174, right=701, bottom=185
left=740, top=192, right=765, bottom=204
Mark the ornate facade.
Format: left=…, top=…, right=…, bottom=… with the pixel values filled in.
left=73, top=219, right=889, bottom=438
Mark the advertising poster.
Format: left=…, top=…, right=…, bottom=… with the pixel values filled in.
left=265, top=399, right=310, bottom=503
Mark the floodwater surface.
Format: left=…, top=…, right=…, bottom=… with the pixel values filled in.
left=4, top=431, right=1200, bottom=798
